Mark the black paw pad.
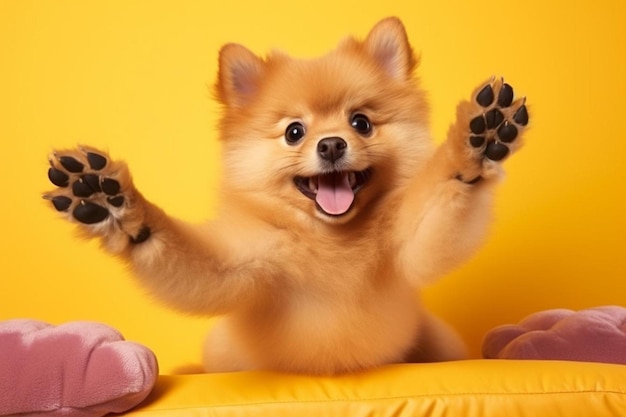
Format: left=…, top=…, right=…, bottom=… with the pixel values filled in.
left=50, top=196, right=72, bottom=212
left=72, top=174, right=102, bottom=198
left=476, top=84, right=495, bottom=107
left=497, top=83, right=514, bottom=107
left=72, top=180, right=95, bottom=198
left=470, top=136, right=485, bottom=148
left=485, top=142, right=510, bottom=161
left=86, top=152, right=107, bottom=170
left=82, top=174, right=102, bottom=192
left=107, top=196, right=125, bottom=207
left=48, top=168, right=69, bottom=187
left=130, top=226, right=151, bottom=244
left=73, top=201, right=109, bottom=224
left=101, top=178, right=121, bottom=195
left=470, top=115, right=486, bottom=134
left=59, top=156, right=84, bottom=173
left=513, top=105, right=529, bottom=126
left=497, top=122, right=518, bottom=143
left=485, top=108, right=504, bottom=129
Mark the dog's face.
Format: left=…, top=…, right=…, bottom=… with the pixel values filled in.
left=216, top=18, right=431, bottom=224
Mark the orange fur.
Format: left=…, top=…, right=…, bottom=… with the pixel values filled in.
left=45, top=17, right=529, bottom=374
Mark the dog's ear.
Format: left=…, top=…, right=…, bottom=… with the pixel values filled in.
left=364, top=17, right=418, bottom=81
left=216, top=43, right=265, bottom=107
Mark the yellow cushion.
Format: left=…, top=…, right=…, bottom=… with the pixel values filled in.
left=129, top=360, right=626, bottom=416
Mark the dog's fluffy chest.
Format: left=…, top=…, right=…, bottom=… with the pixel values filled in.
left=270, top=225, right=395, bottom=289
left=235, top=256, right=421, bottom=373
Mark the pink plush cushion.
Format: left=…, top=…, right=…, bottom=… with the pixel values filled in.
left=483, top=306, right=626, bottom=364
left=0, top=320, right=158, bottom=416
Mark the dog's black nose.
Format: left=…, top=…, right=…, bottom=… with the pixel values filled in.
left=317, top=137, right=347, bottom=162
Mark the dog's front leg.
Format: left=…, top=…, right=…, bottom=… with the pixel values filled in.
left=396, top=78, right=529, bottom=285
left=44, top=147, right=265, bottom=315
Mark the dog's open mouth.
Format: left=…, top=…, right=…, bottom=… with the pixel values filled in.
left=294, top=169, right=372, bottom=216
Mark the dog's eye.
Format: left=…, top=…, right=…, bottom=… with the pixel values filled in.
left=350, top=114, right=372, bottom=136
left=285, top=122, right=306, bottom=145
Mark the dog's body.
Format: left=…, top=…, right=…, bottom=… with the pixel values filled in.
left=45, top=17, right=529, bottom=374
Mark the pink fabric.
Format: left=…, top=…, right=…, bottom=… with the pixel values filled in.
left=0, top=320, right=158, bottom=416
left=483, top=306, right=626, bottom=364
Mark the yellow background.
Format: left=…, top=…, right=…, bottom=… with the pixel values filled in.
left=1, top=1, right=625, bottom=373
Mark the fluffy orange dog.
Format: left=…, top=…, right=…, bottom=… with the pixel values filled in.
left=45, top=17, right=529, bottom=374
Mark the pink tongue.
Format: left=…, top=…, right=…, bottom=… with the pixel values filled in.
left=315, top=172, right=355, bottom=215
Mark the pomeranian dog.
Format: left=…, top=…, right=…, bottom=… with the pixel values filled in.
left=44, top=17, right=529, bottom=374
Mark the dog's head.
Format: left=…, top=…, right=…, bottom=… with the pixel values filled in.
left=215, top=17, right=432, bottom=224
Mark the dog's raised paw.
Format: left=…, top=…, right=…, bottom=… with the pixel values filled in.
left=467, top=77, right=529, bottom=163
left=44, top=147, right=149, bottom=244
